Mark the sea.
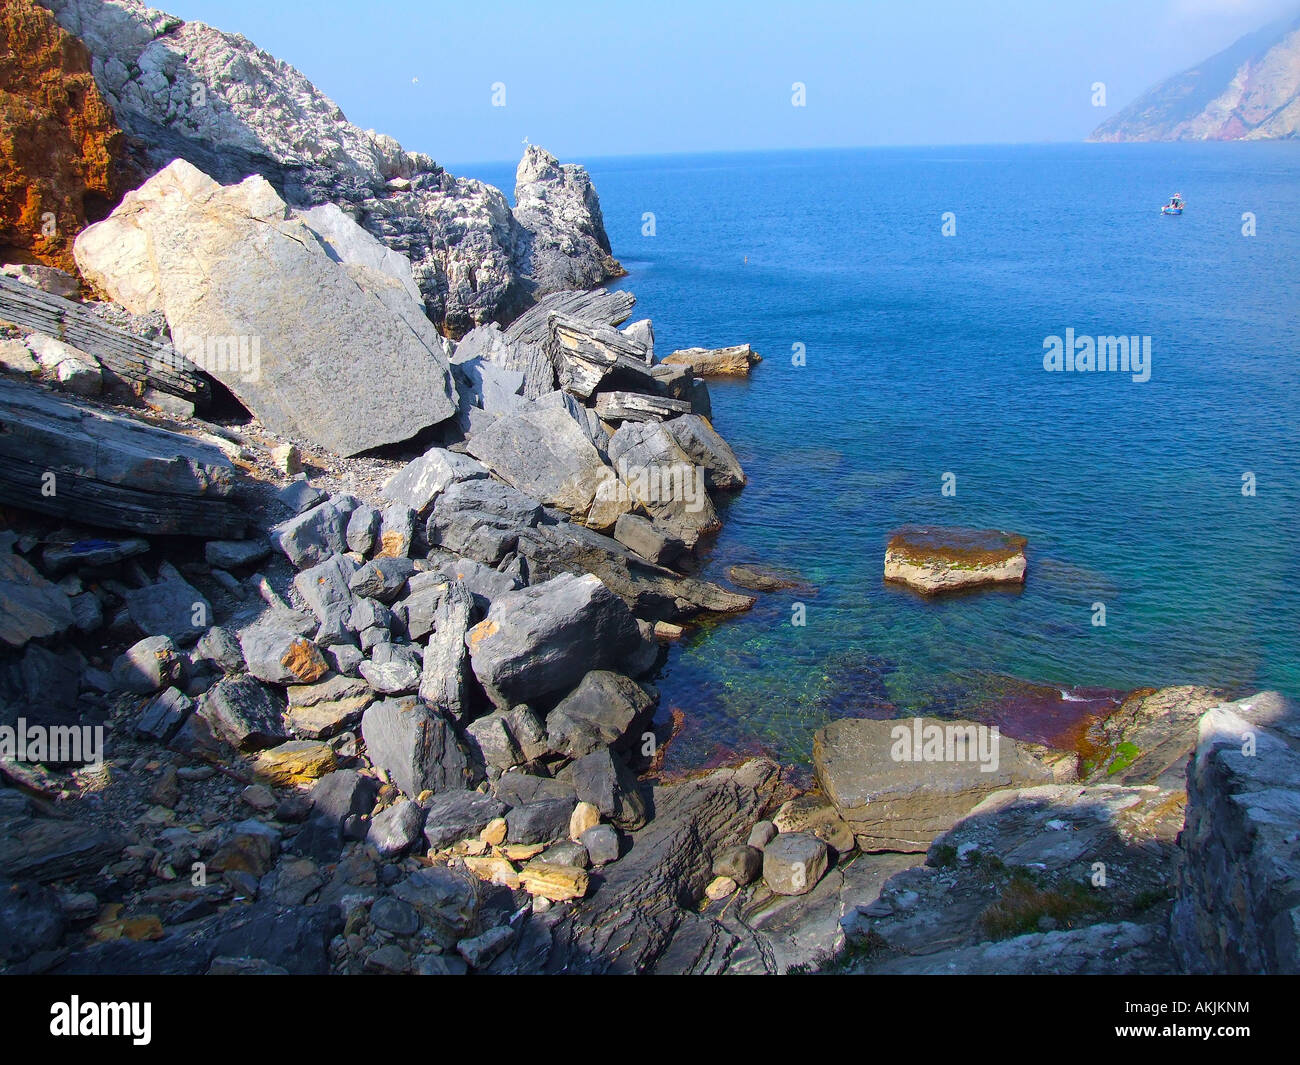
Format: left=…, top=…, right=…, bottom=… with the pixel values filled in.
left=460, top=143, right=1300, bottom=774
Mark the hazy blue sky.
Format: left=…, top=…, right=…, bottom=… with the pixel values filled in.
left=167, top=0, right=1299, bottom=165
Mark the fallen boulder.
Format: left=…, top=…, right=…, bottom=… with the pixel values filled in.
left=465, top=392, right=628, bottom=530
left=607, top=420, right=719, bottom=545
left=465, top=572, right=641, bottom=708
left=73, top=159, right=458, bottom=455
left=361, top=696, right=469, bottom=798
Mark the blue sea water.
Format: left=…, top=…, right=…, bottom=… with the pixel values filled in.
left=462, top=144, right=1300, bottom=771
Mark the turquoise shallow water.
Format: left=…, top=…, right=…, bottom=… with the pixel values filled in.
left=463, top=144, right=1300, bottom=771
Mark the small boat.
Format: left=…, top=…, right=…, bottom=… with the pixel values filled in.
left=1161, top=193, right=1185, bottom=215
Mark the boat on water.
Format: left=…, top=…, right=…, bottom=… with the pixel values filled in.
left=1161, top=193, right=1185, bottom=215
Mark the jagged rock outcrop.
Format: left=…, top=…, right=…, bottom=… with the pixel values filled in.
left=512, top=145, right=624, bottom=295
left=0, top=0, right=121, bottom=271
left=1091, top=14, right=1300, bottom=142
left=38, top=0, right=622, bottom=333
left=73, top=159, right=459, bottom=455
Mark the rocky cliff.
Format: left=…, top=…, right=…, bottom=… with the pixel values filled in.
left=0, top=0, right=121, bottom=272
left=1090, top=13, right=1300, bottom=141
left=35, top=0, right=623, bottom=334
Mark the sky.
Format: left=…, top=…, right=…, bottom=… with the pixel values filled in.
left=165, top=0, right=1300, bottom=165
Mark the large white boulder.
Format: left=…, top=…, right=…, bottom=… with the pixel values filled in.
left=73, top=159, right=457, bottom=455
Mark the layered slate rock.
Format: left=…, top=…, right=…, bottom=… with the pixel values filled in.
left=883, top=526, right=1028, bottom=594
left=73, top=159, right=458, bottom=455
left=517, top=522, right=754, bottom=621
left=361, top=696, right=469, bottom=799
left=417, top=579, right=474, bottom=719
left=548, top=312, right=655, bottom=399
left=499, top=288, right=637, bottom=399
left=540, top=760, right=782, bottom=974
left=1171, top=691, right=1300, bottom=974
left=465, top=573, right=641, bottom=708
left=813, top=716, right=1058, bottom=852
left=0, top=377, right=244, bottom=537
left=662, top=344, right=761, bottom=377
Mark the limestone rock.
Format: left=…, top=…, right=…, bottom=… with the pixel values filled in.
left=252, top=740, right=338, bottom=786
left=42, top=0, right=621, bottom=332
left=763, top=832, right=828, bottom=896
left=239, top=627, right=329, bottom=686
left=517, top=521, right=754, bottom=621
left=366, top=799, right=427, bottom=858
left=513, top=145, right=624, bottom=298
left=569, top=748, right=648, bottom=830
left=517, top=861, right=589, bottom=902
left=73, top=159, right=458, bottom=455
left=417, top=579, right=474, bottom=719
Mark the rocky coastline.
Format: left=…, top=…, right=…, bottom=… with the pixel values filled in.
left=1, top=0, right=1297, bottom=977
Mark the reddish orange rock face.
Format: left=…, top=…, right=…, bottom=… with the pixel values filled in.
left=0, top=0, right=122, bottom=272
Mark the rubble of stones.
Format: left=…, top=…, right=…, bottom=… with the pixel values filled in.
left=0, top=249, right=796, bottom=973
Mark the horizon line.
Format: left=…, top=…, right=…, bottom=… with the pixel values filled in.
left=443, top=137, right=1287, bottom=171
